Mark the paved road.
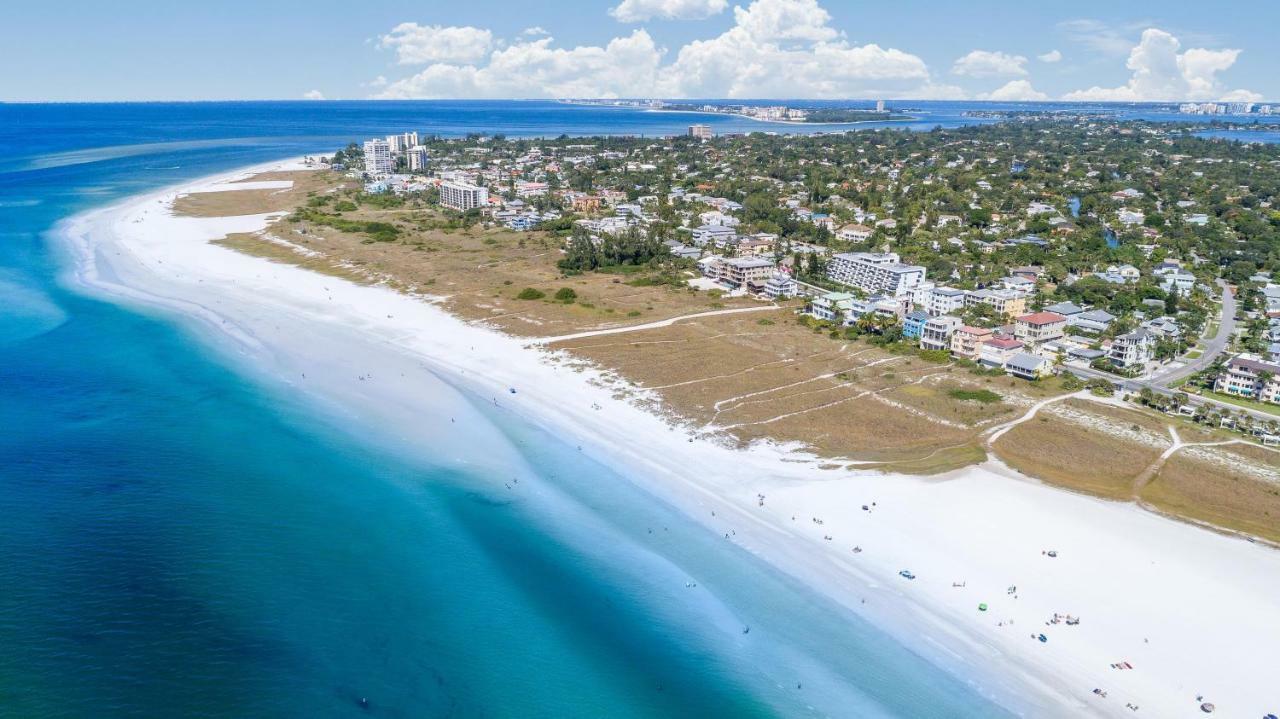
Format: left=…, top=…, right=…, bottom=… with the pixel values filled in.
left=1148, top=279, right=1236, bottom=386
left=1062, top=364, right=1277, bottom=424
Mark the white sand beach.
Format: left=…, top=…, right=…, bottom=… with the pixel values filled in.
left=55, top=158, right=1280, bottom=719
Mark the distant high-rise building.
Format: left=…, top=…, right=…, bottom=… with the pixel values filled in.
left=385, top=132, right=419, bottom=155
left=407, top=145, right=429, bottom=172
left=876, top=99, right=886, bottom=113
left=363, top=139, right=392, bottom=176
left=689, top=124, right=713, bottom=139
left=439, top=181, right=489, bottom=211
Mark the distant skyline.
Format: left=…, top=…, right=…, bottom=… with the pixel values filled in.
left=4, top=0, right=1278, bottom=103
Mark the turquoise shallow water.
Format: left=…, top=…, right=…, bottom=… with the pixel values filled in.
left=0, top=101, right=1032, bottom=717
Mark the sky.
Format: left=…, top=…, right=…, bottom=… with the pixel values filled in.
left=3, top=0, right=1279, bottom=102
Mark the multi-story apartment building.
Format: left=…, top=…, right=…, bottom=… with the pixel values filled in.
left=439, top=181, right=489, bottom=211
left=1014, top=311, right=1068, bottom=349
left=715, top=257, right=776, bottom=290
left=406, top=146, right=430, bottom=172
left=826, top=252, right=926, bottom=298
left=965, top=288, right=1027, bottom=319
left=1215, top=354, right=1280, bottom=404
left=914, top=284, right=966, bottom=317
left=689, top=124, right=713, bottom=139
left=363, top=139, right=393, bottom=176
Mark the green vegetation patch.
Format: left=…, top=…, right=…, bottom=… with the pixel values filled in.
left=947, top=388, right=1002, bottom=404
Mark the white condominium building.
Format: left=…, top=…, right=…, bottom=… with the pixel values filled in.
left=440, top=181, right=489, bottom=211
left=826, top=252, right=926, bottom=298
left=386, top=131, right=420, bottom=154
left=407, top=145, right=430, bottom=172
left=363, top=139, right=393, bottom=176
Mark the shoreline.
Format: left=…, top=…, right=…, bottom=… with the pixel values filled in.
left=53, top=158, right=1280, bottom=719
left=559, top=100, right=922, bottom=127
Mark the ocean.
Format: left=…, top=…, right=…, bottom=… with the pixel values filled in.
left=4, top=99, right=1262, bottom=718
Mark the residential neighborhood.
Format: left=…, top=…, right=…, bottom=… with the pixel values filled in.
left=323, top=118, right=1280, bottom=439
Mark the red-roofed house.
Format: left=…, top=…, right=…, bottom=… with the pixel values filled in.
left=1014, top=312, right=1068, bottom=348
left=978, top=337, right=1025, bottom=368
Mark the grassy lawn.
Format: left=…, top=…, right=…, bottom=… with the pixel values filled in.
left=1204, top=390, right=1280, bottom=418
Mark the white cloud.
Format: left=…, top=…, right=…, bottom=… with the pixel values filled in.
left=610, top=0, right=728, bottom=22
left=981, top=80, right=1048, bottom=101
left=302, top=89, right=325, bottom=100
left=521, top=26, right=549, bottom=36
left=1062, top=28, right=1258, bottom=102
left=951, top=50, right=1028, bottom=78
left=375, top=0, right=934, bottom=100
left=378, top=30, right=665, bottom=99
left=1058, top=19, right=1139, bottom=58
left=728, top=0, right=836, bottom=42
left=368, top=75, right=387, bottom=88
left=1038, top=49, right=1062, bottom=63
left=378, top=23, right=493, bottom=65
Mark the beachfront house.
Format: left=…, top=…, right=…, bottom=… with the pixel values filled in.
left=1005, top=352, right=1053, bottom=380
left=1014, top=311, right=1068, bottom=349
left=809, top=292, right=856, bottom=323
left=978, top=337, right=1025, bottom=368
left=951, top=326, right=995, bottom=360
left=902, top=310, right=930, bottom=339
left=762, top=272, right=798, bottom=301
left=920, top=316, right=963, bottom=352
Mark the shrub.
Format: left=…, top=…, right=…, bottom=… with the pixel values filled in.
left=918, top=349, right=952, bottom=364
left=516, top=288, right=546, bottom=300
left=554, top=287, right=577, bottom=302
left=948, top=388, right=1002, bottom=404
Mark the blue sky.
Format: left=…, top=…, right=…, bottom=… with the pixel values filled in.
left=3, top=0, right=1278, bottom=102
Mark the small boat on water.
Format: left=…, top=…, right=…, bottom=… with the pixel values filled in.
left=898, top=570, right=916, bottom=580
left=978, top=603, right=988, bottom=612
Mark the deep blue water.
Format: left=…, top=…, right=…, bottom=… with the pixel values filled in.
left=1194, top=128, right=1280, bottom=144
left=0, top=100, right=1091, bottom=718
